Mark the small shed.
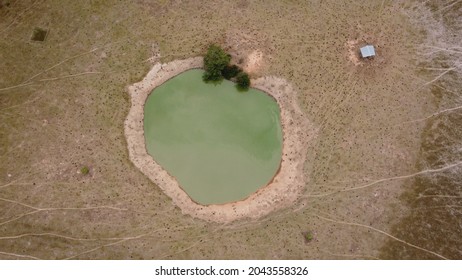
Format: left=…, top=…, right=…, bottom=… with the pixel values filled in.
left=360, top=45, right=376, bottom=58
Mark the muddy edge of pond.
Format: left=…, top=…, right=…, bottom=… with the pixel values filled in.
left=124, top=57, right=316, bottom=223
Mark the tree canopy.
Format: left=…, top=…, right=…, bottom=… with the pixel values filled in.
left=202, top=44, right=251, bottom=90
left=222, top=64, right=242, bottom=80
left=203, top=45, right=231, bottom=82
left=236, top=72, right=250, bottom=91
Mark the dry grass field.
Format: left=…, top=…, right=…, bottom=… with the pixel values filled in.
left=0, top=0, right=461, bottom=259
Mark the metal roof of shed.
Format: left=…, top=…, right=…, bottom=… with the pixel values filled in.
left=360, top=45, right=376, bottom=58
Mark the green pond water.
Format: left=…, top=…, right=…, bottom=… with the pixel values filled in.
left=144, top=69, right=283, bottom=205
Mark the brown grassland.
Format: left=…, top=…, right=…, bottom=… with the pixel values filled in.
left=0, top=0, right=461, bottom=259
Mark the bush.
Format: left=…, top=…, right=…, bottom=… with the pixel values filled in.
left=222, top=64, right=242, bottom=80
left=302, top=231, right=313, bottom=243
left=80, top=166, right=89, bottom=175
left=203, top=45, right=231, bottom=82
left=236, top=72, right=250, bottom=90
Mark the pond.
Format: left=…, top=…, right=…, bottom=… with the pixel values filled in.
left=144, top=69, right=283, bottom=205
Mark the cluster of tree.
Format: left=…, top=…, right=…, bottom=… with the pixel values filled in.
left=203, top=45, right=251, bottom=90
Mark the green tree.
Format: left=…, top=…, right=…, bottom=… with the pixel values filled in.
left=236, top=72, right=250, bottom=90
left=222, top=64, right=242, bottom=80
left=203, top=45, right=231, bottom=82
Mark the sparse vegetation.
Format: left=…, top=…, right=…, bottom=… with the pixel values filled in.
left=0, top=0, right=456, bottom=260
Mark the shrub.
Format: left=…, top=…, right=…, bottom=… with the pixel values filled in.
left=236, top=72, right=250, bottom=90
left=203, top=45, right=231, bottom=82
left=222, top=64, right=242, bottom=80
left=302, top=231, right=314, bottom=243
left=80, top=166, right=89, bottom=175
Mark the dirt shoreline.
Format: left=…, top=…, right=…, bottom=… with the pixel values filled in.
left=124, top=57, right=313, bottom=223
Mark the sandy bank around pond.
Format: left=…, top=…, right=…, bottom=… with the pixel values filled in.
left=124, top=57, right=313, bottom=223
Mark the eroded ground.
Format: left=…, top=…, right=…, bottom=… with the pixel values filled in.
left=0, top=0, right=461, bottom=259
